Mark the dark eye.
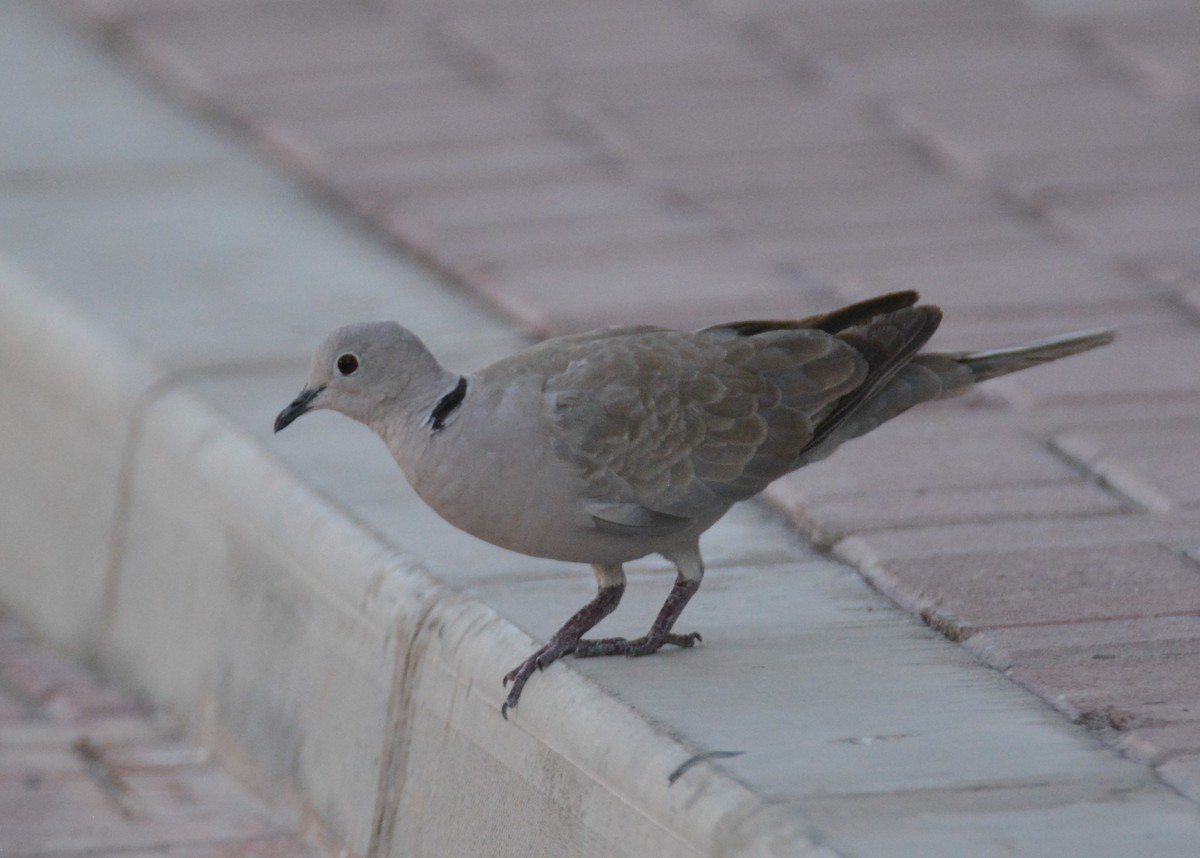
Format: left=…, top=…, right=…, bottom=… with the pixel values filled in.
left=336, top=353, right=360, bottom=376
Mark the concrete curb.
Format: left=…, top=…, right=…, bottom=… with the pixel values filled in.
left=0, top=257, right=830, bottom=855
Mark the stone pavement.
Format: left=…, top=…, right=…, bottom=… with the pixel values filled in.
left=0, top=610, right=320, bottom=857
left=2, top=0, right=1200, bottom=853
left=71, top=0, right=1200, bottom=797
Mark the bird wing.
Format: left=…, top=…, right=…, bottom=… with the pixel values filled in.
left=542, top=326, right=869, bottom=533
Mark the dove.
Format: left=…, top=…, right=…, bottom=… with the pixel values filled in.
left=274, top=291, right=1114, bottom=716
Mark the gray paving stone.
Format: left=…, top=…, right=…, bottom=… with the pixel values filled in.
left=9, top=0, right=1200, bottom=852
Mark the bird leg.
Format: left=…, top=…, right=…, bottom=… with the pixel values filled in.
left=574, top=573, right=702, bottom=658
left=501, top=563, right=625, bottom=717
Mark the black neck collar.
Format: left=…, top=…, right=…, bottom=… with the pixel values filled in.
left=428, top=376, right=467, bottom=432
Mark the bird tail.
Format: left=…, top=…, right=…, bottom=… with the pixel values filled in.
left=955, top=328, right=1115, bottom=383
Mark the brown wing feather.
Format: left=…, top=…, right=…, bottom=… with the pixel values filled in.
left=701, top=290, right=920, bottom=337
left=799, top=305, right=943, bottom=457
left=545, top=327, right=867, bottom=523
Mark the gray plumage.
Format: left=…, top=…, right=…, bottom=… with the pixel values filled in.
left=274, top=291, right=1114, bottom=716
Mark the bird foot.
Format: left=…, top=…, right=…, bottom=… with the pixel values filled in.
left=501, top=637, right=577, bottom=718
left=574, top=630, right=701, bottom=659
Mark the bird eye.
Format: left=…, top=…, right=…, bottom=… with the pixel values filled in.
left=336, top=353, right=360, bottom=376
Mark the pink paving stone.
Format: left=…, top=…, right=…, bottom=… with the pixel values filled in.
left=1044, top=190, right=1200, bottom=255
left=968, top=615, right=1200, bottom=669
left=0, top=689, right=29, bottom=721
left=45, top=682, right=150, bottom=725
left=1084, top=19, right=1200, bottom=98
left=215, top=67, right=494, bottom=127
left=418, top=208, right=723, bottom=271
left=644, top=139, right=934, bottom=197
left=321, top=137, right=605, bottom=198
left=0, top=647, right=101, bottom=702
left=129, top=15, right=450, bottom=82
left=840, top=510, right=1200, bottom=563
left=0, top=770, right=283, bottom=855
left=702, top=177, right=1003, bottom=234
left=599, top=92, right=881, bottom=158
left=752, top=0, right=1028, bottom=54
left=861, top=542, right=1200, bottom=631
left=823, top=249, right=1153, bottom=310
left=986, top=140, right=1200, bottom=206
left=822, top=33, right=1098, bottom=96
left=447, top=6, right=771, bottom=73
left=747, top=220, right=1046, bottom=271
left=386, top=173, right=698, bottom=232
left=1009, top=648, right=1200, bottom=728
left=885, top=85, right=1200, bottom=175
left=1116, top=723, right=1200, bottom=766
left=775, top=480, right=1126, bottom=545
left=1055, top=417, right=1200, bottom=506
left=1130, top=246, right=1200, bottom=287
left=776, top=424, right=1080, bottom=499
left=261, top=97, right=564, bottom=156
left=519, top=61, right=794, bottom=111
left=468, top=241, right=803, bottom=334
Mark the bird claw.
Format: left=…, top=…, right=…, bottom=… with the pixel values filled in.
left=500, top=638, right=577, bottom=717
left=574, top=630, right=702, bottom=659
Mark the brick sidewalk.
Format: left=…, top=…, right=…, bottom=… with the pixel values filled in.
left=70, top=0, right=1200, bottom=802
left=0, top=613, right=320, bottom=856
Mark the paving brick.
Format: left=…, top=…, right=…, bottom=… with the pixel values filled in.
left=1010, top=648, right=1200, bottom=728
left=642, top=139, right=934, bottom=197
left=417, top=208, right=722, bottom=270
left=447, top=6, right=769, bottom=74
left=1081, top=11, right=1200, bottom=98
left=1116, top=723, right=1200, bottom=766
left=822, top=32, right=1097, bottom=96
left=775, top=479, right=1125, bottom=544
left=886, top=85, right=1200, bottom=176
left=1045, top=190, right=1200, bottom=255
left=261, top=96, right=564, bottom=157
left=777, top=424, right=1080, bottom=499
left=0, top=769, right=283, bottom=854
left=1054, top=418, right=1200, bottom=509
left=861, top=542, right=1200, bottom=631
left=703, top=176, right=1001, bottom=234
left=752, top=222, right=1048, bottom=272
left=750, top=0, right=1027, bottom=55
left=215, top=66, right=493, bottom=127
left=599, top=92, right=880, bottom=158
left=468, top=242, right=801, bottom=334
left=838, top=509, right=1200, bottom=563
left=0, top=620, right=316, bottom=855
left=321, top=136, right=605, bottom=198
left=385, top=173, right=696, bottom=232
left=129, top=15, right=449, bottom=83
left=969, top=616, right=1200, bottom=670
left=986, top=141, right=1200, bottom=206
left=824, top=248, right=1155, bottom=311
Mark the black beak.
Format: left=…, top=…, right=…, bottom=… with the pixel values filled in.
left=274, top=386, right=323, bottom=433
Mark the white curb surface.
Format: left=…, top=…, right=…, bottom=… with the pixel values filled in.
left=4, top=2, right=1200, bottom=856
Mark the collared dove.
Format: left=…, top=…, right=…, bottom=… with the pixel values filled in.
left=275, top=291, right=1114, bottom=716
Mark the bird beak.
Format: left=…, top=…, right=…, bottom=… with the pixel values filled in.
left=274, top=386, right=324, bottom=433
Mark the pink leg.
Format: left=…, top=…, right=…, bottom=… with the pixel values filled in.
left=501, top=573, right=625, bottom=718
left=574, top=574, right=702, bottom=658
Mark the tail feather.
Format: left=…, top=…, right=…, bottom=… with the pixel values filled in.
left=957, top=328, right=1116, bottom=383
